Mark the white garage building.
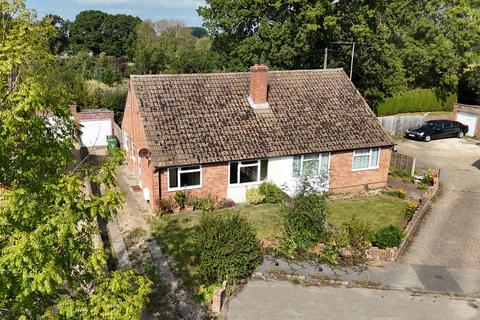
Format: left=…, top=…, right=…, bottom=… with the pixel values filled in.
left=454, top=103, right=480, bottom=137
left=71, top=106, right=115, bottom=147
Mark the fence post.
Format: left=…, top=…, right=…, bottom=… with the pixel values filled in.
left=411, top=157, right=416, bottom=176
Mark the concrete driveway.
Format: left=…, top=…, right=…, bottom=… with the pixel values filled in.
left=396, top=138, right=480, bottom=267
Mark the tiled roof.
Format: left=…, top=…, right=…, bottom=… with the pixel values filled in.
left=131, top=69, right=394, bottom=168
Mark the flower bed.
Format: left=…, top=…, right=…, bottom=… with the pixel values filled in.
left=366, top=173, right=440, bottom=261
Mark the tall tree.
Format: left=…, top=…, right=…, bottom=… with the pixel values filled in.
left=70, top=10, right=108, bottom=55
left=42, top=14, right=71, bottom=55
left=0, top=1, right=151, bottom=318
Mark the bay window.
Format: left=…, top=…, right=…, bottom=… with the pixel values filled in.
left=168, top=165, right=202, bottom=190
left=352, top=148, right=380, bottom=170
left=229, top=159, right=268, bottom=184
left=293, top=153, right=330, bottom=177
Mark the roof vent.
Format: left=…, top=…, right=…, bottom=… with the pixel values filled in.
left=248, top=63, right=270, bottom=110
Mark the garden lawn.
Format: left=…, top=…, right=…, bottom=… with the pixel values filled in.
left=151, top=197, right=408, bottom=302
left=327, top=195, right=409, bottom=232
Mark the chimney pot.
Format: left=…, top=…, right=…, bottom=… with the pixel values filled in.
left=249, top=64, right=269, bottom=109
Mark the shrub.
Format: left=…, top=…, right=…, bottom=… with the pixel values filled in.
left=371, top=225, right=403, bottom=249
left=376, top=88, right=456, bottom=116
left=188, top=196, right=215, bottom=212
left=389, top=167, right=410, bottom=178
left=194, top=213, right=263, bottom=285
left=246, top=187, right=265, bottom=205
left=422, top=169, right=435, bottom=186
left=174, top=191, right=187, bottom=209
left=404, top=202, right=418, bottom=220
left=157, top=198, right=175, bottom=215
left=342, top=216, right=371, bottom=263
left=216, top=198, right=236, bottom=209
left=281, top=177, right=328, bottom=252
left=258, top=181, right=288, bottom=203
left=417, top=182, right=429, bottom=190
left=386, top=188, right=406, bottom=199
left=458, top=66, right=480, bottom=105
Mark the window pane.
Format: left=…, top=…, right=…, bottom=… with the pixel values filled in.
left=240, top=166, right=258, bottom=183
left=354, top=149, right=369, bottom=156
left=181, top=165, right=200, bottom=171
left=303, top=159, right=319, bottom=176
left=169, top=168, right=178, bottom=188
left=260, top=160, right=268, bottom=180
left=241, top=160, right=258, bottom=165
left=230, top=162, right=238, bottom=184
left=293, top=156, right=301, bottom=177
left=353, top=155, right=369, bottom=170
left=320, top=153, right=329, bottom=175
left=370, top=148, right=379, bottom=167
left=180, top=171, right=201, bottom=187
left=303, top=153, right=319, bottom=161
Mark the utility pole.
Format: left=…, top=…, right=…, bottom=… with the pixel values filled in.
left=331, top=41, right=355, bottom=80
left=323, top=47, right=328, bottom=69
left=349, top=42, right=355, bottom=80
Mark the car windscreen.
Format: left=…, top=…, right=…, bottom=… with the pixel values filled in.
left=419, top=122, right=435, bottom=129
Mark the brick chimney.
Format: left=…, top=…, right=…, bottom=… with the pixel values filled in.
left=248, top=63, right=270, bottom=110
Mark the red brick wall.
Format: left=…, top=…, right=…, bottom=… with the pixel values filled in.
left=329, top=147, right=391, bottom=193
left=121, top=84, right=160, bottom=208
left=250, top=64, right=268, bottom=104
left=159, top=162, right=229, bottom=202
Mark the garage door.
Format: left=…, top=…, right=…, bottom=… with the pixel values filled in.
left=79, top=119, right=112, bottom=147
left=457, top=112, right=478, bottom=137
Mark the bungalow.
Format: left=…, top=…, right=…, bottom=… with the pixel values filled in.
left=121, top=64, right=394, bottom=209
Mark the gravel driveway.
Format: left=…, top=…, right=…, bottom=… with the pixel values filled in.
left=396, top=138, right=480, bottom=267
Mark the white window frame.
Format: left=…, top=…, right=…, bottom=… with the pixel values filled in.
left=167, top=165, right=202, bottom=191
left=123, top=132, right=129, bottom=150
left=352, top=148, right=380, bottom=171
left=228, top=159, right=268, bottom=186
left=293, top=153, right=331, bottom=177
left=131, top=142, right=135, bottom=161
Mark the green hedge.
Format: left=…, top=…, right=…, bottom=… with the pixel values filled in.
left=377, top=89, right=456, bottom=116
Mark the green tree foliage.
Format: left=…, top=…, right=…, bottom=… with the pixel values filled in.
left=199, top=0, right=480, bottom=107
left=133, top=20, right=219, bottom=74
left=0, top=1, right=151, bottom=318
left=458, top=66, right=480, bottom=105
left=70, top=10, right=141, bottom=57
left=198, top=0, right=337, bottom=71
left=42, top=14, right=71, bottom=55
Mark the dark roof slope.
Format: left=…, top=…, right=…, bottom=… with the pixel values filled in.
left=131, top=69, right=393, bottom=167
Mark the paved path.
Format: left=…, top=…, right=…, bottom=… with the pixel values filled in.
left=396, top=138, right=480, bottom=267
left=227, top=280, right=480, bottom=320
left=115, top=166, right=206, bottom=319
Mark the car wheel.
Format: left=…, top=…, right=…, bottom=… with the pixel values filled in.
left=424, top=135, right=431, bottom=142
left=458, top=131, right=464, bottom=138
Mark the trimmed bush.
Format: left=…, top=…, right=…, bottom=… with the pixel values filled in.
left=246, top=187, right=265, bottom=205
left=194, top=213, right=263, bottom=285
left=258, top=181, right=288, bottom=203
left=371, top=225, right=403, bottom=249
left=377, top=88, right=456, bottom=116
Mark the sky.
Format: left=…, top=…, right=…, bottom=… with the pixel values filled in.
left=26, top=0, right=206, bottom=26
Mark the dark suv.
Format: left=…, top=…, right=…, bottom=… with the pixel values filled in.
left=405, top=120, right=469, bottom=142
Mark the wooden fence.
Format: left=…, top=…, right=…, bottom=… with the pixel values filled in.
left=390, top=152, right=416, bottom=176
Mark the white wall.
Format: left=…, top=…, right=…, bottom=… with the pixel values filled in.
left=226, top=155, right=330, bottom=203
